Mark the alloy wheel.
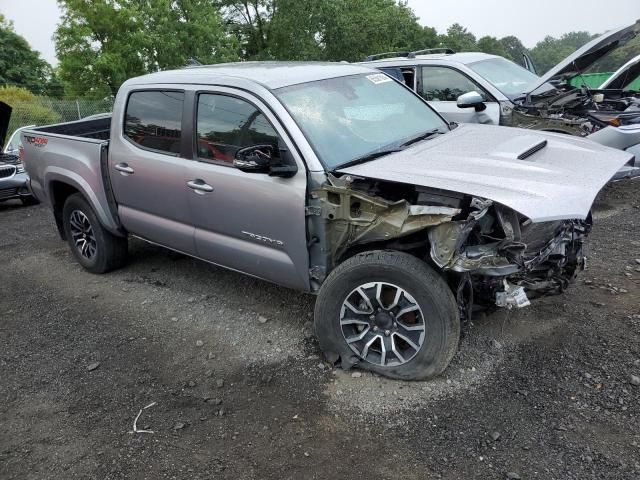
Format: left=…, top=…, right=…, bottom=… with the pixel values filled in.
left=69, top=210, right=97, bottom=260
left=339, top=282, right=426, bottom=367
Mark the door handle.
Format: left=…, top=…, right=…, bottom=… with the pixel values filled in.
left=187, top=179, right=214, bottom=193
left=114, top=163, right=134, bottom=175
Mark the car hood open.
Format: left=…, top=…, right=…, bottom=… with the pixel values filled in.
left=338, top=124, right=632, bottom=222
left=600, top=53, right=640, bottom=90
left=527, top=20, right=640, bottom=95
left=0, top=101, right=11, bottom=150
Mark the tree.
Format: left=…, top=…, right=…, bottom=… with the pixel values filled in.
left=530, top=31, right=596, bottom=74
left=55, top=0, right=238, bottom=98
left=220, top=0, right=275, bottom=59
left=440, top=23, right=476, bottom=52
left=0, top=15, right=54, bottom=95
left=499, top=35, right=528, bottom=63
left=418, top=26, right=440, bottom=51
left=477, top=36, right=509, bottom=58
left=319, top=0, right=426, bottom=61
left=221, top=0, right=427, bottom=61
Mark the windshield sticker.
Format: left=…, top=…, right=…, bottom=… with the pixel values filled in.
left=366, top=73, right=392, bottom=85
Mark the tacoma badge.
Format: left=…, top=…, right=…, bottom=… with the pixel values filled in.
left=241, top=231, right=284, bottom=247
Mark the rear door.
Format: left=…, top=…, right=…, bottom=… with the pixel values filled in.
left=419, top=66, right=500, bottom=124
left=184, top=87, right=310, bottom=290
left=108, top=89, right=196, bottom=254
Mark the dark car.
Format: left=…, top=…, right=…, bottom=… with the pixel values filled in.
left=0, top=101, right=37, bottom=205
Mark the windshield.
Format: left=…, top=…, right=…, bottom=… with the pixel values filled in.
left=274, top=73, right=447, bottom=170
left=468, top=57, right=546, bottom=99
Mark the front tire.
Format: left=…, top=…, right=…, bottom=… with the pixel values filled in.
left=314, top=251, right=460, bottom=380
left=62, top=193, right=127, bottom=273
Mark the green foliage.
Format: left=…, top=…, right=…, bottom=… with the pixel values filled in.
left=499, top=36, right=528, bottom=63
left=55, top=0, right=239, bottom=98
left=50, top=0, right=639, bottom=97
left=477, top=36, right=509, bottom=58
left=0, top=15, right=57, bottom=95
left=530, top=31, right=596, bottom=74
left=319, top=0, right=427, bottom=61
left=222, top=0, right=429, bottom=62
left=0, top=86, right=60, bottom=141
left=439, top=23, right=476, bottom=52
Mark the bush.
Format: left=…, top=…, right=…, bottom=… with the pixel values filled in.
left=0, top=86, right=60, bottom=147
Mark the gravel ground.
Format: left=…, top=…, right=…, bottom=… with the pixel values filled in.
left=1, top=180, right=639, bottom=479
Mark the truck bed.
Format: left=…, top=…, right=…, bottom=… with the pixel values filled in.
left=32, top=115, right=111, bottom=141
left=21, top=114, right=122, bottom=234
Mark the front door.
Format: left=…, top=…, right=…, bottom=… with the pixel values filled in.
left=108, top=89, right=195, bottom=254
left=419, top=66, right=500, bottom=125
left=185, top=89, right=310, bottom=290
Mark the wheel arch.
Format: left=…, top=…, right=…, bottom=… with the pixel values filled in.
left=45, top=169, right=122, bottom=239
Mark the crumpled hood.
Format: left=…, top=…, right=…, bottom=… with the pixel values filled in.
left=338, top=124, right=633, bottom=222
left=0, top=101, right=11, bottom=150
left=528, top=20, right=640, bottom=95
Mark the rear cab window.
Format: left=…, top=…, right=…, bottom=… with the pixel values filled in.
left=124, top=91, right=184, bottom=155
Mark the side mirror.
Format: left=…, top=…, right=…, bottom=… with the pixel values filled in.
left=233, top=143, right=298, bottom=178
left=457, top=91, right=486, bottom=112
left=233, top=144, right=274, bottom=174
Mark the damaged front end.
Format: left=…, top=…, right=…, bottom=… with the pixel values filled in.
left=309, top=173, right=591, bottom=320
left=428, top=197, right=591, bottom=310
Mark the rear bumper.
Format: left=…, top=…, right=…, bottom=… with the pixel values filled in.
left=0, top=172, right=33, bottom=201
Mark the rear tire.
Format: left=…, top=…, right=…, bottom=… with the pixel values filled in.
left=314, top=250, right=460, bottom=380
left=62, top=193, right=127, bottom=273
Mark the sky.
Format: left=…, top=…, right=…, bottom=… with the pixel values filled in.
left=1, top=0, right=639, bottom=66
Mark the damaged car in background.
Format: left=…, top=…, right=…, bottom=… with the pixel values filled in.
left=21, top=63, right=632, bottom=380
left=518, top=21, right=640, bottom=134
left=364, top=20, right=640, bottom=179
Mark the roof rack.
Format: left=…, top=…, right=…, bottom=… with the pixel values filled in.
left=408, top=48, right=455, bottom=58
left=365, top=48, right=455, bottom=62
left=364, top=51, right=411, bottom=61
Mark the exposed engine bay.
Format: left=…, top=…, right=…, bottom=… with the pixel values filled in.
left=307, top=174, right=590, bottom=322
left=511, top=86, right=640, bottom=136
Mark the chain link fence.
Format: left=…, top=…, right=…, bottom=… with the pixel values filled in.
left=4, top=97, right=114, bottom=145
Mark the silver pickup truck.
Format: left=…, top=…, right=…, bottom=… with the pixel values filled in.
left=22, top=62, right=632, bottom=380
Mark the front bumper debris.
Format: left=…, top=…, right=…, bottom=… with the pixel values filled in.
left=495, top=281, right=531, bottom=309
left=429, top=198, right=591, bottom=308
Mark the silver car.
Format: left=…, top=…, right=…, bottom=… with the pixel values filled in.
left=364, top=20, right=640, bottom=136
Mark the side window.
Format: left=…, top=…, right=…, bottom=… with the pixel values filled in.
left=196, top=93, right=280, bottom=165
left=420, top=67, right=488, bottom=102
left=124, top=91, right=184, bottom=155
left=379, top=67, right=416, bottom=90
